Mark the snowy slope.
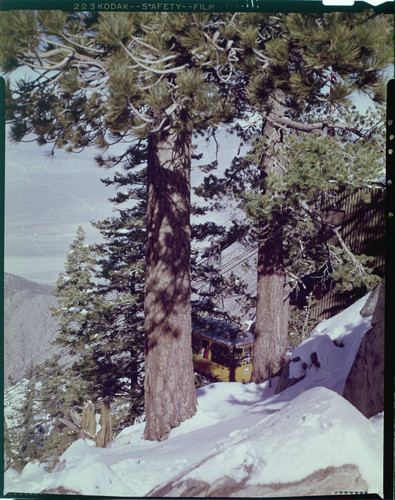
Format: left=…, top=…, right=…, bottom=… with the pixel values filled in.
left=4, top=273, right=59, bottom=387
left=4, top=293, right=384, bottom=497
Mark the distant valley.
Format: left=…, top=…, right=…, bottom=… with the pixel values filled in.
left=3, top=245, right=256, bottom=389
left=4, top=273, right=60, bottom=387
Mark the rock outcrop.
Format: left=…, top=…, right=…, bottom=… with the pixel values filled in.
left=274, top=351, right=320, bottom=394
left=41, top=486, right=81, bottom=495
left=149, top=464, right=368, bottom=497
left=342, top=280, right=384, bottom=418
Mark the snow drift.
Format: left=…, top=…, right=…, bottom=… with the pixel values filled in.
left=4, top=293, right=384, bottom=497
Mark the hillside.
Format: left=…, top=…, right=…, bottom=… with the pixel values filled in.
left=4, top=293, right=385, bottom=497
left=4, top=273, right=60, bottom=387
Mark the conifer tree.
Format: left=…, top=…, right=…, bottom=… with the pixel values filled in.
left=51, top=226, right=96, bottom=354
left=51, top=221, right=144, bottom=422
left=4, top=419, right=17, bottom=471
left=195, top=11, right=392, bottom=382
left=11, top=366, right=44, bottom=471
left=38, top=357, right=82, bottom=470
left=1, top=11, right=239, bottom=440
left=2, top=8, right=391, bottom=431
left=90, top=154, right=147, bottom=422
left=236, top=11, right=392, bottom=383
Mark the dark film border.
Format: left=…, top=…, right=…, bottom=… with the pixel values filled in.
left=0, top=2, right=393, bottom=500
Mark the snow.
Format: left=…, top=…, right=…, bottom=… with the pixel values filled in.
left=286, top=295, right=372, bottom=396
left=4, top=292, right=384, bottom=497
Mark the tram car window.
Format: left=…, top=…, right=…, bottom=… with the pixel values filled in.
left=192, top=333, right=200, bottom=354
left=192, top=317, right=254, bottom=383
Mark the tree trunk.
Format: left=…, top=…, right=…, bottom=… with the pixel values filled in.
left=144, top=128, right=197, bottom=441
left=251, top=92, right=289, bottom=383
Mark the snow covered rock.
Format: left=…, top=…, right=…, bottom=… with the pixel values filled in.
left=149, top=387, right=382, bottom=497
left=4, top=295, right=383, bottom=498
left=41, top=486, right=81, bottom=495
left=359, top=280, right=382, bottom=318
left=274, top=294, right=373, bottom=396
left=343, top=279, right=384, bottom=418
left=149, top=464, right=368, bottom=497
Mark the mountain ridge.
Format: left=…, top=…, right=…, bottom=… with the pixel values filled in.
left=4, top=272, right=60, bottom=387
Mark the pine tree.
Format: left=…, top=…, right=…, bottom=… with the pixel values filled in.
left=38, top=357, right=82, bottom=470
left=1, top=11, right=239, bottom=440
left=50, top=221, right=144, bottom=425
left=90, top=155, right=147, bottom=423
left=9, top=366, right=44, bottom=471
left=51, top=226, right=96, bottom=354
left=2, top=8, right=391, bottom=431
left=217, top=11, right=392, bottom=382
left=4, top=419, right=16, bottom=471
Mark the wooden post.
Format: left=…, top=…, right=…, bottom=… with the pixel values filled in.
left=95, top=400, right=112, bottom=448
left=60, top=400, right=113, bottom=447
left=80, top=402, right=96, bottom=441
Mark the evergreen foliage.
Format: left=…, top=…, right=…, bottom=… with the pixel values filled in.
left=5, top=367, right=46, bottom=472
left=51, top=220, right=145, bottom=418
left=240, top=115, right=385, bottom=288
left=1, top=9, right=392, bottom=436
left=193, top=10, right=392, bottom=381
left=38, top=357, right=83, bottom=470
left=35, top=213, right=145, bottom=466
left=51, top=226, right=96, bottom=354
left=0, top=9, right=245, bottom=440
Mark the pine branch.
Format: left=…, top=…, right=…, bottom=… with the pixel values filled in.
left=119, top=41, right=187, bottom=76
left=285, top=268, right=307, bottom=289
left=298, top=199, right=331, bottom=227
left=127, top=99, right=154, bottom=124
left=61, top=32, right=105, bottom=54
left=252, top=47, right=271, bottom=67
left=130, top=35, right=161, bottom=54
left=332, top=227, right=365, bottom=275
left=268, top=115, right=366, bottom=138
left=16, top=54, right=73, bottom=71
left=298, top=199, right=372, bottom=280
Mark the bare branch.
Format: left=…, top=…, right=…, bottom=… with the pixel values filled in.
left=130, top=35, right=162, bottom=54
left=61, top=32, right=105, bottom=54
left=26, top=46, right=73, bottom=59
left=128, top=99, right=154, bottom=124
left=16, top=54, right=72, bottom=71
left=285, top=269, right=307, bottom=288
left=151, top=116, right=169, bottom=133
left=332, top=227, right=365, bottom=275
left=299, top=199, right=372, bottom=281
left=298, top=199, right=328, bottom=226
left=120, top=41, right=187, bottom=75
left=42, top=37, right=76, bottom=53
left=252, top=47, right=270, bottom=66
left=268, top=115, right=366, bottom=138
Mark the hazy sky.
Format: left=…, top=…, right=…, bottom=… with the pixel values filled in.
left=3, top=69, right=387, bottom=285
left=4, top=128, right=237, bottom=285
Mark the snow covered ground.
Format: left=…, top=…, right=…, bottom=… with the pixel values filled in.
left=4, top=293, right=384, bottom=497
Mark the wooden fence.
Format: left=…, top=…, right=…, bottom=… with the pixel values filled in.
left=312, top=186, right=385, bottom=320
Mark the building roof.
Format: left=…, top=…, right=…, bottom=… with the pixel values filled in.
left=193, top=317, right=254, bottom=347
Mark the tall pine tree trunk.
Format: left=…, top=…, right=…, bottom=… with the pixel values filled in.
left=144, top=127, right=197, bottom=441
left=251, top=92, right=289, bottom=383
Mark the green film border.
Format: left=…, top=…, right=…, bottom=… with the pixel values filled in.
left=0, top=68, right=5, bottom=500
left=0, top=1, right=394, bottom=500
left=0, top=0, right=393, bottom=12
left=385, top=78, right=394, bottom=500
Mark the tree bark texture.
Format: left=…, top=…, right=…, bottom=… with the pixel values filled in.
left=144, top=128, right=197, bottom=441
left=251, top=92, right=289, bottom=383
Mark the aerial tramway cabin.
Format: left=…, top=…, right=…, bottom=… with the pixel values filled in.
left=192, top=317, right=254, bottom=383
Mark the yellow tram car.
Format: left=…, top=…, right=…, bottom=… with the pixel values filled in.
left=192, top=318, right=254, bottom=383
